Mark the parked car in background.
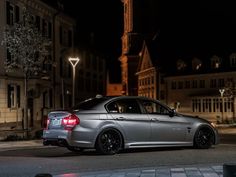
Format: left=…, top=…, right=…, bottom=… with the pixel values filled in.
left=43, top=95, right=219, bottom=155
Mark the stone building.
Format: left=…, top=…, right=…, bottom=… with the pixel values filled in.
left=0, top=0, right=106, bottom=138
left=137, top=38, right=236, bottom=123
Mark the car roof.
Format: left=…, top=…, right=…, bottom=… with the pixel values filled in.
left=73, top=95, right=163, bottom=111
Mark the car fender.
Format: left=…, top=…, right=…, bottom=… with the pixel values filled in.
left=90, top=119, right=124, bottom=146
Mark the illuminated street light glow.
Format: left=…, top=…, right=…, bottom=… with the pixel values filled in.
left=69, top=57, right=80, bottom=107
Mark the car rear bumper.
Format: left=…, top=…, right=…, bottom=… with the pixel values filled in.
left=43, top=138, right=69, bottom=147
left=43, top=129, right=71, bottom=146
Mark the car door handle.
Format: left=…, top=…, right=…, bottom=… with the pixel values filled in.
left=116, top=117, right=126, bottom=120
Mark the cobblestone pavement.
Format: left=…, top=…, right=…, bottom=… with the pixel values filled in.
left=54, top=165, right=224, bottom=177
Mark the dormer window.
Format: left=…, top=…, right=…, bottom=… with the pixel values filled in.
left=215, top=62, right=220, bottom=68
left=210, top=55, right=221, bottom=69
left=192, top=57, right=202, bottom=71
left=176, top=59, right=187, bottom=71
left=229, top=53, right=236, bottom=67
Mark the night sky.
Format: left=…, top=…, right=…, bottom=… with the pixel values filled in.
left=158, top=1, right=236, bottom=61
left=44, top=0, right=236, bottom=81
left=62, top=0, right=123, bottom=82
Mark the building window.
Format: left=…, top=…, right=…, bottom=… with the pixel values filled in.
left=218, top=79, right=225, bottom=88
left=35, top=16, right=41, bottom=31
left=178, top=81, right=183, bottom=89
left=59, top=26, right=62, bottom=44
left=160, top=90, right=165, bottom=100
left=42, top=55, right=52, bottom=73
left=210, top=55, right=221, bottom=69
left=192, top=80, right=198, bottom=88
left=230, top=54, right=236, bottom=67
left=210, top=79, right=217, bottom=88
left=43, top=89, right=52, bottom=108
left=192, top=58, right=202, bottom=70
left=171, top=81, right=176, bottom=89
left=7, top=84, right=20, bottom=108
left=199, top=80, right=205, bottom=88
left=185, top=81, right=190, bottom=89
left=48, top=22, right=52, bottom=39
left=176, top=59, right=187, bottom=70
left=68, top=30, right=72, bottom=47
left=92, top=57, right=98, bottom=70
left=6, top=3, right=20, bottom=25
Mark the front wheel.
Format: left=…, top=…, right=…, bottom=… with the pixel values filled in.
left=96, top=129, right=123, bottom=155
left=194, top=127, right=214, bottom=149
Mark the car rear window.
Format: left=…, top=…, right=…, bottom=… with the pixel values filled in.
left=73, top=97, right=109, bottom=110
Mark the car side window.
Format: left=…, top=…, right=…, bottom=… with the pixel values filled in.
left=107, top=102, right=119, bottom=113
left=142, top=100, right=169, bottom=115
left=107, top=99, right=141, bottom=114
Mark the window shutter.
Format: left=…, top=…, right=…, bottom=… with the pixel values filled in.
left=7, top=84, right=11, bottom=108
left=15, top=5, right=19, bottom=22
left=17, top=85, right=20, bottom=107
left=6, top=1, right=10, bottom=25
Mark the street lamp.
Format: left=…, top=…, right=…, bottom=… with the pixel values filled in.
left=68, top=57, right=80, bottom=107
left=219, top=88, right=225, bottom=123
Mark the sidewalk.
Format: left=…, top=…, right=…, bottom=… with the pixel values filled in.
left=53, top=165, right=225, bottom=177
left=0, top=139, right=43, bottom=151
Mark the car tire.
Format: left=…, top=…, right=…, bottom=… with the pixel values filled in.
left=67, top=146, right=84, bottom=152
left=96, top=129, right=123, bottom=155
left=194, top=127, right=214, bottom=149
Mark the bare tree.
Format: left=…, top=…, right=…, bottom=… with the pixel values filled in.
left=1, top=8, right=51, bottom=137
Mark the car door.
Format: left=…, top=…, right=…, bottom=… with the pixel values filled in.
left=140, top=99, right=189, bottom=144
left=107, top=98, right=151, bottom=146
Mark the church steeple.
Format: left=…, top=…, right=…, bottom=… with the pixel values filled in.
left=120, top=0, right=157, bottom=95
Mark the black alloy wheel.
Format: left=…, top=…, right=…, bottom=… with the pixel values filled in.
left=194, top=127, right=214, bottom=149
left=96, top=129, right=123, bottom=155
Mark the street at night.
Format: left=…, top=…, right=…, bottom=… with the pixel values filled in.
left=0, top=131, right=235, bottom=177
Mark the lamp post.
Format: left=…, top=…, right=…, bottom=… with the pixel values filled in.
left=69, top=57, right=80, bottom=107
left=219, top=88, right=225, bottom=123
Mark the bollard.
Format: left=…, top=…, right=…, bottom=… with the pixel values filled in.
left=223, top=163, right=236, bottom=177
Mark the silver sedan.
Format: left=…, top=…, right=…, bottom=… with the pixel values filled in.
left=43, top=95, right=219, bottom=155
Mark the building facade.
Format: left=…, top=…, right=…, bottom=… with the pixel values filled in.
left=137, top=40, right=236, bottom=123
left=122, top=0, right=236, bottom=123
left=0, top=0, right=107, bottom=137
left=164, top=55, right=236, bottom=123
left=0, top=0, right=76, bottom=133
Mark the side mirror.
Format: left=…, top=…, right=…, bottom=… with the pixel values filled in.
left=169, top=109, right=176, bottom=117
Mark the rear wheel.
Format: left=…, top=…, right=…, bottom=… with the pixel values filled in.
left=96, top=129, right=123, bottom=155
left=194, top=127, right=214, bottom=149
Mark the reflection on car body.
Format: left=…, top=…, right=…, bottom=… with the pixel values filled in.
left=43, top=95, right=219, bottom=155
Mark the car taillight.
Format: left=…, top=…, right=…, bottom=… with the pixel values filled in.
left=62, top=114, right=80, bottom=130
left=44, top=116, right=50, bottom=130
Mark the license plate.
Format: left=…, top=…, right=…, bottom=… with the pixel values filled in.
left=52, top=119, right=61, bottom=126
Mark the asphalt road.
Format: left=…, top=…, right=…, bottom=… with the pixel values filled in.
left=0, top=143, right=235, bottom=177
left=0, top=131, right=235, bottom=177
